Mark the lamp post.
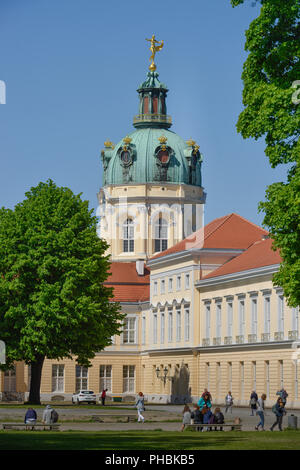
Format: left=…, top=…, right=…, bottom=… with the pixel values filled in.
left=155, top=366, right=173, bottom=385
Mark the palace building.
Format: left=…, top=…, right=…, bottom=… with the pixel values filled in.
left=1, top=40, right=299, bottom=408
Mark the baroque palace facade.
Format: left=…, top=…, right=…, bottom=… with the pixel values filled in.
left=1, top=41, right=299, bottom=407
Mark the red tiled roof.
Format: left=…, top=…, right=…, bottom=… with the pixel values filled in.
left=202, top=238, right=281, bottom=280
left=104, top=262, right=150, bottom=303
left=149, top=213, right=268, bottom=261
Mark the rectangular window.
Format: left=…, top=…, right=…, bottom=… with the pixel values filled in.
left=168, top=311, right=173, bottom=342
left=52, top=364, right=64, bottom=392
left=176, top=309, right=181, bottom=342
left=279, top=360, right=284, bottom=389
left=75, top=365, right=88, bottom=392
left=184, top=308, right=190, bottom=341
left=153, top=313, right=158, bottom=344
left=160, top=312, right=165, bottom=343
left=205, top=304, right=211, bottom=339
left=264, top=297, right=271, bottom=334
left=4, top=366, right=16, bottom=392
left=185, top=273, right=190, bottom=289
left=206, top=363, right=210, bottom=390
left=292, top=307, right=299, bottom=334
left=227, top=302, right=233, bottom=337
left=278, top=295, right=284, bottom=333
left=176, top=275, right=181, bottom=291
left=153, top=281, right=158, bottom=296
left=123, top=317, right=136, bottom=344
left=123, top=365, right=135, bottom=393
left=168, top=277, right=173, bottom=293
left=100, top=365, right=112, bottom=392
left=251, top=298, right=258, bottom=336
left=216, top=303, right=222, bottom=339
left=239, top=299, right=245, bottom=336
left=161, top=279, right=165, bottom=294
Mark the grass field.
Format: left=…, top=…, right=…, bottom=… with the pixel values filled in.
left=0, top=430, right=300, bottom=450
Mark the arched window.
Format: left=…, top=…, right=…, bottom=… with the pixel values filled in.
left=123, top=218, right=134, bottom=252
left=154, top=217, right=168, bottom=252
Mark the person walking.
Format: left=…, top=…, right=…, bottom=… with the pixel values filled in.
left=181, top=405, right=192, bottom=431
left=24, top=407, right=37, bottom=430
left=250, top=391, right=258, bottom=416
left=270, top=397, right=286, bottom=431
left=225, top=391, right=234, bottom=413
left=255, top=393, right=266, bottom=431
left=101, top=389, right=108, bottom=406
left=135, top=392, right=145, bottom=423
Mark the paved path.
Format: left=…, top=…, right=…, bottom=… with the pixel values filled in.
left=1, top=404, right=299, bottom=432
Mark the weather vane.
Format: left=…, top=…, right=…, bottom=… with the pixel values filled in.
left=146, top=35, right=164, bottom=72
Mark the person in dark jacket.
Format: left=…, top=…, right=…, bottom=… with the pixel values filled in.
left=250, top=391, right=258, bottom=416
left=213, top=407, right=225, bottom=431
left=270, top=398, right=285, bottom=431
left=24, top=407, right=37, bottom=430
left=191, top=404, right=203, bottom=431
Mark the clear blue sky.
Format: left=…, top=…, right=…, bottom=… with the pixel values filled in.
left=0, top=0, right=289, bottom=227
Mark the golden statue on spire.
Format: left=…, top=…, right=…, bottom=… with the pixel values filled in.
left=146, top=35, right=164, bottom=72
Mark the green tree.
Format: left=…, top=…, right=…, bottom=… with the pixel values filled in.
left=0, top=180, right=123, bottom=404
left=231, top=0, right=300, bottom=306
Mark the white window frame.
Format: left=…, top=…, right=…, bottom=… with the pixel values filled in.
left=123, top=316, right=137, bottom=344
left=239, top=299, right=245, bottom=336
left=161, top=279, right=165, bottom=294
left=264, top=296, right=271, bottom=334
left=176, top=308, right=181, bottom=342
left=100, top=365, right=112, bottom=392
left=216, top=302, right=222, bottom=339
left=278, top=294, right=284, bottom=334
left=123, top=218, right=134, bottom=253
left=75, top=365, right=88, bottom=392
left=168, top=310, right=173, bottom=342
left=153, top=313, right=158, bottom=344
left=185, top=273, right=190, bottom=289
left=205, top=303, right=211, bottom=339
left=176, top=275, right=181, bottom=291
left=52, top=364, right=64, bottom=392
left=184, top=308, right=190, bottom=342
left=153, top=281, right=158, bottom=296
left=251, top=297, right=258, bottom=336
left=227, top=301, right=233, bottom=337
left=123, top=365, right=135, bottom=393
left=160, top=312, right=165, bottom=344
left=168, top=277, right=173, bottom=293
left=141, top=316, right=146, bottom=345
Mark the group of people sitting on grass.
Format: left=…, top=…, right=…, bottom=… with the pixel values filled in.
left=181, top=390, right=225, bottom=432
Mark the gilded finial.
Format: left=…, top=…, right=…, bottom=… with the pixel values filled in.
left=146, top=35, right=164, bottom=72
left=186, top=139, right=196, bottom=147
left=104, top=140, right=114, bottom=149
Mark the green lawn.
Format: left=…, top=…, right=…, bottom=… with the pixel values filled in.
left=0, top=430, right=300, bottom=450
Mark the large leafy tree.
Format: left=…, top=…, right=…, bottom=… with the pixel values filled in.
left=231, top=0, right=300, bottom=306
left=0, top=180, right=123, bottom=404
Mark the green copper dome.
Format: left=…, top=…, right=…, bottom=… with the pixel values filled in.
left=101, top=71, right=203, bottom=187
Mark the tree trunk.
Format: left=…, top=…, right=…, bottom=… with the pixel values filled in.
left=28, top=355, right=45, bottom=404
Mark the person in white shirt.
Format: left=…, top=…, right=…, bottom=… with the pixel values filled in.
left=225, top=391, right=234, bottom=413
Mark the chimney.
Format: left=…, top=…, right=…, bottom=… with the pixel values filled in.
left=136, top=259, right=145, bottom=276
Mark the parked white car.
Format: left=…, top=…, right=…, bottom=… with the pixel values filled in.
left=72, top=390, right=97, bottom=404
